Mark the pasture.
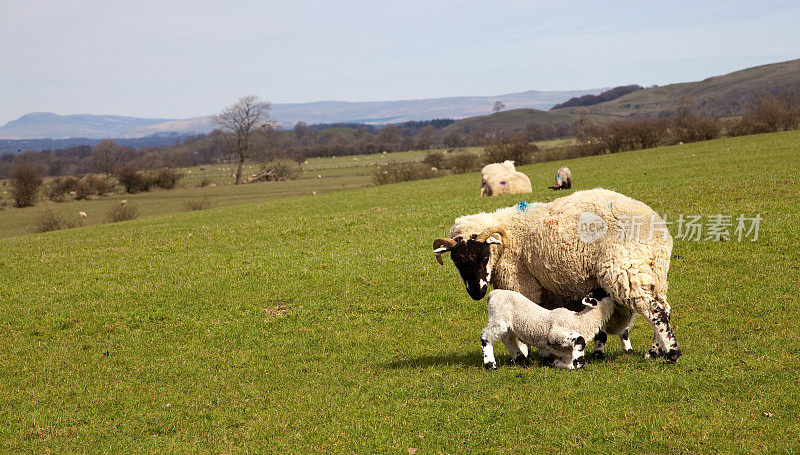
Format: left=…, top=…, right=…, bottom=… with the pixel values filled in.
left=1, top=131, right=799, bottom=452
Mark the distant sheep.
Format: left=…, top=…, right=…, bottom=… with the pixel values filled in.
left=481, top=160, right=516, bottom=188
left=481, top=171, right=532, bottom=197
left=79, top=211, right=87, bottom=218
left=481, top=288, right=616, bottom=369
left=120, top=200, right=128, bottom=206
left=550, top=167, right=572, bottom=190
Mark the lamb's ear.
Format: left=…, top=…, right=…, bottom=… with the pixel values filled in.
left=433, top=238, right=457, bottom=265
left=476, top=227, right=508, bottom=246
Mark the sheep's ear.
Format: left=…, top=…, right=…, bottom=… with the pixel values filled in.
left=476, top=227, right=508, bottom=246
left=485, top=233, right=503, bottom=245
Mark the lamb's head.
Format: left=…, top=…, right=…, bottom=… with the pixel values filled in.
left=581, top=288, right=611, bottom=308
left=433, top=227, right=507, bottom=300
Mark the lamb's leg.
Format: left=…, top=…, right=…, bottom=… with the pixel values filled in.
left=643, top=298, right=681, bottom=363
left=480, top=323, right=507, bottom=370
left=547, top=329, right=586, bottom=369
left=593, top=331, right=607, bottom=360
left=501, top=332, right=529, bottom=365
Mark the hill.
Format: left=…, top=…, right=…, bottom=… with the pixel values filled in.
left=441, top=108, right=576, bottom=137
left=553, top=58, right=800, bottom=118
left=2, top=131, right=799, bottom=452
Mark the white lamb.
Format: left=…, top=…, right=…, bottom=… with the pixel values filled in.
left=481, top=288, right=615, bottom=370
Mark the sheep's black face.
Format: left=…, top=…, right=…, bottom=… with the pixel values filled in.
left=450, top=238, right=492, bottom=300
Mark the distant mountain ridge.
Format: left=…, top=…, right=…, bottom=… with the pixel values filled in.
left=0, top=88, right=604, bottom=140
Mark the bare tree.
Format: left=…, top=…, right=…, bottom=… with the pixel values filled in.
left=214, top=95, right=272, bottom=184
left=90, top=139, right=124, bottom=176
left=493, top=100, right=506, bottom=114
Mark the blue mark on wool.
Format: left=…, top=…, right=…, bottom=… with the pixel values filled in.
left=515, top=201, right=529, bottom=212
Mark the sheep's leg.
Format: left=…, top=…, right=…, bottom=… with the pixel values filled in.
left=547, top=329, right=586, bottom=369
left=501, top=332, right=529, bottom=365
left=620, top=328, right=632, bottom=351
left=593, top=331, right=607, bottom=360
left=480, top=323, right=507, bottom=370
left=643, top=298, right=681, bottom=363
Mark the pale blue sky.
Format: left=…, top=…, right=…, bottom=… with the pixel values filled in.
left=1, top=0, right=799, bottom=124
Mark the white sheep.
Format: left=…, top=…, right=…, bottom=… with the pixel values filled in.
left=433, top=188, right=680, bottom=363
left=481, top=288, right=615, bottom=369
left=481, top=160, right=516, bottom=188
left=481, top=171, right=532, bottom=197
left=79, top=211, right=87, bottom=218
left=120, top=199, right=128, bottom=206
left=550, top=167, right=572, bottom=190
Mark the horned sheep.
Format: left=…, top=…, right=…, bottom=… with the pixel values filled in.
left=433, top=188, right=681, bottom=363
left=481, top=171, right=532, bottom=197
left=481, top=288, right=616, bottom=369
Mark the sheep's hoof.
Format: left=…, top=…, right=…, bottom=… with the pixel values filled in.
left=664, top=349, right=682, bottom=364
left=573, top=356, right=586, bottom=369
left=484, top=362, right=497, bottom=371
left=593, top=351, right=606, bottom=360
left=513, top=355, right=529, bottom=365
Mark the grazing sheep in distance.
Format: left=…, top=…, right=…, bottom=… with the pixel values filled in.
left=481, top=288, right=616, bottom=369
left=550, top=167, right=572, bottom=190
left=432, top=188, right=681, bottom=363
left=120, top=200, right=128, bottom=206
left=79, top=211, right=87, bottom=218
left=481, top=160, right=516, bottom=188
left=481, top=171, right=532, bottom=197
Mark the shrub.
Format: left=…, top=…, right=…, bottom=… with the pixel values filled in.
left=445, top=151, right=481, bottom=174
left=116, top=166, right=152, bottom=193
left=482, top=134, right=539, bottom=165
left=261, top=161, right=301, bottom=181
left=184, top=198, right=211, bottom=211
left=33, top=209, right=78, bottom=233
left=82, top=174, right=116, bottom=196
left=47, top=176, right=80, bottom=202
left=106, top=203, right=139, bottom=222
left=422, top=151, right=446, bottom=169
left=373, top=162, right=437, bottom=185
left=10, top=162, right=43, bottom=207
left=198, top=178, right=214, bottom=188
left=151, top=168, right=183, bottom=189
left=672, top=114, right=721, bottom=144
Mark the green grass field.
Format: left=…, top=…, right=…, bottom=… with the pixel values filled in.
left=1, top=131, right=799, bottom=452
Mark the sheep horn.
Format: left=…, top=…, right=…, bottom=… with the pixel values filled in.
left=433, top=237, right=457, bottom=265
left=476, top=227, right=508, bottom=245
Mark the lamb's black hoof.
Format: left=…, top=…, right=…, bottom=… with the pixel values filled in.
left=664, top=349, right=682, bottom=364
left=593, top=351, right=606, bottom=360
left=484, top=362, right=497, bottom=370
left=573, top=356, right=586, bottom=369
left=513, top=354, right=529, bottom=365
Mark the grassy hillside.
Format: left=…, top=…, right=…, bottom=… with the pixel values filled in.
left=554, top=58, right=800, bottom=118
left=1, top=131, right=799, bottom=452
left=441, top=108, right=575, bottom=135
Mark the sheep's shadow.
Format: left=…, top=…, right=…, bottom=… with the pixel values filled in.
left=384, top=348, right=627, bottom=370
